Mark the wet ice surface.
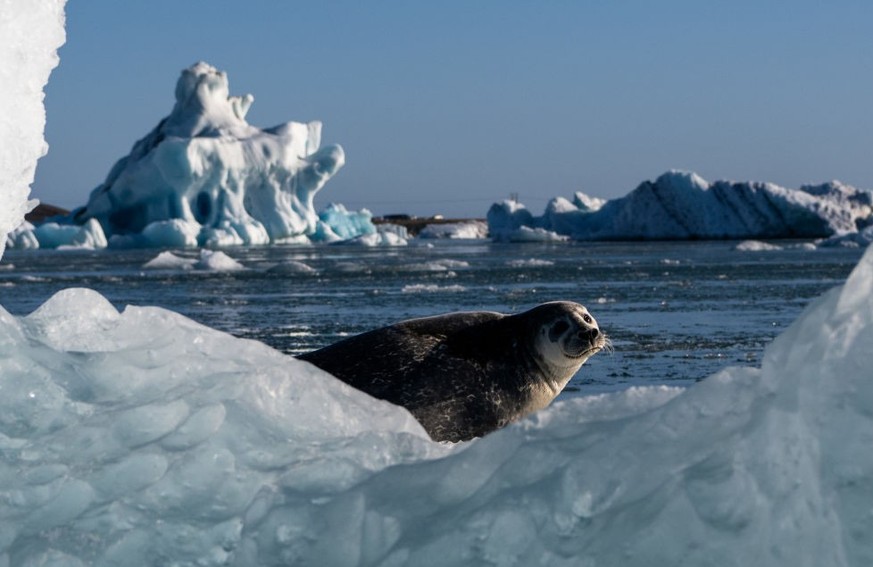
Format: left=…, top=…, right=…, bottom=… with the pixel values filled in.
left=0, top=240, right=862, bottom=397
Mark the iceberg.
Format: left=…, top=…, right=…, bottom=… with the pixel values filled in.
left=488, top=170, right=873, bottom=241
left=5, top=218, right=109, bottom=250
left=820, top=225, right=873, bottom=248
left=73, top=61, right=346, bottom=247
left=418, top=220, right=488, bottom=239
left=0, top=0, right=66, bottom=258
left=11, top=61, right=389, bottom=250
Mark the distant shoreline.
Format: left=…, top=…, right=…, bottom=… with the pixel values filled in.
left=372, top=216, right=485, bottom=237
left=25, top=203, right=69, bottom=223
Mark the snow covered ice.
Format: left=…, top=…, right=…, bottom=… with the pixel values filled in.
left=489, top=170, right=873, bottom=242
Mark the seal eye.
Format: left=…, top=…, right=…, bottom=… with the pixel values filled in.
left=583, top=314, right=593, bottom=324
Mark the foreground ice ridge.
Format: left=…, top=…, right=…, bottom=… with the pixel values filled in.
left=489, top=170, right=873, bottom=241
left=2, top=247, right=873, bottom=565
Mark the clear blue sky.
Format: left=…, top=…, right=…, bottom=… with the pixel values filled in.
left=33, top=0, right=873, bottom=218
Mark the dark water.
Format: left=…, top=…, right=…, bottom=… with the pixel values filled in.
left=0, top=240, right=863, bottom=397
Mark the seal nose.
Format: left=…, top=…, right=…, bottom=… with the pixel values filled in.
left=578, top=328, right=599, bottom=342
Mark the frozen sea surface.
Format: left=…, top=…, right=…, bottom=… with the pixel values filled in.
left=0, top=240, right=862, bottom=396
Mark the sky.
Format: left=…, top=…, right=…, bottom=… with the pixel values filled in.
left=32, top=0, right=873, bottom=219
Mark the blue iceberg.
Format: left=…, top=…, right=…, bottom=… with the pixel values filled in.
left=489, top=170, right=873, bottom=241
left=7, top=61, right=394, bottom=250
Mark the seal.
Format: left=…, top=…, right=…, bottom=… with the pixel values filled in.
left=297, top=301, right=608, bottom=442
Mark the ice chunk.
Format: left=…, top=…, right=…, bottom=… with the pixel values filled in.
left=506, top=258, right=555, bottom=267
left=142, top=219, right=202, bottom=248
left=266, top=260, right=318, bottom=275
left=194, top=249, right=245, bottom=271
left=142, top=250, right=244, bottom=271
left=336, top=224, right=409, bottom=246
left=316, top=203, right=377, bottom=241
left=0, top=0, right=66, bottom=260
left=401, top=284, right=468, bottom=293
left=418, top=220, right=488, bottom=239
left=5, top=221, right=40, bottom=250
left=820, top=225, right=873, bottom=248
left=0, top=286, right=442, bottom=563
left=505, top=225, right=569, bottom=242
left=142, top=251, right=197, bottom=270
left=486, top=199, right=536, bottom=241
left=23, top=218, right=109, bottom=250
left=572, top=191, right=606, bottom=212
left=734, top=240, right=783, bottom=251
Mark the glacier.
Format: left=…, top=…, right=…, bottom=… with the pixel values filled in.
left=489, top=170, right=873, bottom=242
